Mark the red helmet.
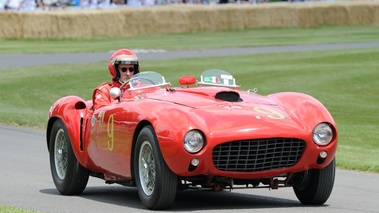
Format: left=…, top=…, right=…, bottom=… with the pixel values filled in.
left=108, top=49, right=139, bottom=82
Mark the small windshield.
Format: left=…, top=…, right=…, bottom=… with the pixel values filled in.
left=128, top=71, right=169, bottom=90
left=199, top=69, right=239, bottom=88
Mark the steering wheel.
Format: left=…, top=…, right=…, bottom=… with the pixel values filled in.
left=119, top=77, right=157, bottom=92
left=132, top=77, right=156, bottom=85
left=119, top=79, right=131, bottom=91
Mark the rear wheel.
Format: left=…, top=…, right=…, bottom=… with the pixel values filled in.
left=293, top=158, right=336, bottom=205
left=49, top=119, right=89, bottom=195
left=134, top=125, right=177, bottom=210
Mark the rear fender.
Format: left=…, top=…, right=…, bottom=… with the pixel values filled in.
left=46, top=96, right=90, bottom=167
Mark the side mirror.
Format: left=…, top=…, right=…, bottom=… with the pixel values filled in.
left=179, top=76, right=196, bottom=88
left=110, top=87, right=121, bottom=100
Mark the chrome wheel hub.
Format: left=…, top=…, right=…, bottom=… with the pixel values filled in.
left=138, top=141, right=155, bottom=196
left=54, top=129, right=68, bottom=180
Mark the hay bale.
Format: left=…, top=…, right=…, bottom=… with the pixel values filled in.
left=21, top=12, right=59, bottom=37
left=297, top=3, right=347, bottom=27
left=128, top=6, right=191, bottom=34
left=54, top=12, right=93, bottom=37
left=250, top=4, right=299, bottom=28
left=375, top=4, right=379, bottom=25
left=87, top=10, right=129, bottom=37
left=0, top=12, right=22, bottom=37
left=1, top=2, right=379, bottom=38
left=346, top=2, right=378, bottom=24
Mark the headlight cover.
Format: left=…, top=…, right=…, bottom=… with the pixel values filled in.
left=183, top=130, right=204, bottom=154
left=313, top=123, right=334, bottom=146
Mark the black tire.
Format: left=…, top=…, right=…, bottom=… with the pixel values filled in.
left=293, top=158, right=336, bottom=205
left=134, top=125, right=177, bottom=210
left=49, top=119, right=89, bottom=195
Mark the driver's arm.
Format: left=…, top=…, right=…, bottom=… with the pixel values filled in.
left=93, top=83, right=112, bottom=111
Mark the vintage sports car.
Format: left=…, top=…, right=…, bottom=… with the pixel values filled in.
left=46, top=69, right=338, bottom=210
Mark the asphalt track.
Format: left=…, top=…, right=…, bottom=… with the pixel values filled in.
left=2, top=42, right=379, bottom=69
left=1, top=42, right=379, bottom=212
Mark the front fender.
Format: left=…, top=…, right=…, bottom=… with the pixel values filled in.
left=46, top=96, right=90, bottom=167
left=268, top=92, right=337, bottom=129
left=269, top=92, right=338, bottom=167
left=150, top=106, right=210, bottom=175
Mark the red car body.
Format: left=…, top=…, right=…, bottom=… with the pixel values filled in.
left=46, top=70, right=338, bottom=210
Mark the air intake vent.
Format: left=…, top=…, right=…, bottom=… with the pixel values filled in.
left=215, top=91, right=242, bottom=102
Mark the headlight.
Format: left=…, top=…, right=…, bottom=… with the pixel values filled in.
left=183, top=130, right=204, bottom=154
left=313, top=123, right=334, bottom=146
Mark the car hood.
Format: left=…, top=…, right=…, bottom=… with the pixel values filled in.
left=149, top=87, right=276, bottom=108
left=146, top=87, right=311, bottom=138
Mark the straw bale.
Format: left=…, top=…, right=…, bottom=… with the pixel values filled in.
left=86, top=10, right=128, bottom=37
left=243, top=4, right=299, bottom=28
left=122, top=7, right=191, bottom=35
left=21, top=12, right=59, bottom=38
left=203, top=6, right=248, bottom=30
left=55, top=11, right=99, bottom=37
left=0, top=12, right=22, bottom=37
left=2, top=2, right=379, bottom=38
left=297, top=2, right=379, bottom=27
left=185, top=7, right=226, bottom=31
left=375, top=5, right=379, bottom=25
left=297, top=3, right=345, bottom=27
left=322, top=4, right=350, bottom=25
left=346, top=2, right=378, bottom=24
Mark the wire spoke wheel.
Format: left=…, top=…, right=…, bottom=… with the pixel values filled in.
left=49, top=119, right=89, bottom=195
left=54, top=129, right=68, bottom=180
left=139, top=141, right=156, bottom=196
left=134, top=125, right=177, bottom=210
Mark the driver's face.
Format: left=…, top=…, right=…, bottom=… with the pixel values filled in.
left=119, top=64, right=135, bottom=82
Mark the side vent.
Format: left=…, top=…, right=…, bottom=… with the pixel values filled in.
left=80, top=116, right=84, bottom=151
left=215, top=91, right=243, bottom=102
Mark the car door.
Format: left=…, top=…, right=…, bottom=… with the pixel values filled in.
left=87, top=102, right=135, bottom=178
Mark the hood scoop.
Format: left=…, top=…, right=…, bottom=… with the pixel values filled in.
left=215, top=91, right=243, bottom=102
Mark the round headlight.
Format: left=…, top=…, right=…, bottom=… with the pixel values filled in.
left=183, top=130, right=204, bottom=154
left=313, top=123, right=334, bottom=146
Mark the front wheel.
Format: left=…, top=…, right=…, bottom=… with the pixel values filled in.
left=293, top=158, right=336, bottom=205
left=134, top=125, right=177, bottom=210
left=49, top=119, right=89, bottom=195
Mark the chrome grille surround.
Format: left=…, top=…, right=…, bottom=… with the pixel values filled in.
left=212, top=138, right=306, bottom=172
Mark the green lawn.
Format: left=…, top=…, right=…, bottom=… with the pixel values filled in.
left=0, top=206, right=39, bottom=213
left=0, top=25, right=378, bottom=174
left=1, top=25, right=379, bottom=53
left=1, top=47, right=378, bottom=173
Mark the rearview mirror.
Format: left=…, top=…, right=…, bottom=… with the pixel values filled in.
left=110, top=87, right=121, bottom=100
left=179, top=76, right=196, bottom=88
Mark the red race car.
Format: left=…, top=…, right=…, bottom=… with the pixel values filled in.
left=46, top=69, right=338, bottom=210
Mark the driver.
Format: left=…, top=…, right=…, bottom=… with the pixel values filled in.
left=92, top=49, right=140, bottom=110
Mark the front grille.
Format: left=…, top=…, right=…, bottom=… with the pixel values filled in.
left=212, top=138, right=305, bottom=172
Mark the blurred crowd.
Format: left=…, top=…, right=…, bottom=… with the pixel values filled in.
left=0, top=0, right=304, bottom=11
left=1, top=0, right=132, bottom=11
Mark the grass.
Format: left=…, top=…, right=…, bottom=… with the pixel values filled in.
left=0, top=47, right=378, bottom=173
left=1, top=25, right=379, bottom=53
left=1, top=24, right=379, bottom=212
left=1, top=26, right=379, bottom=170
left=0, top=206, right=40, bottom=213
